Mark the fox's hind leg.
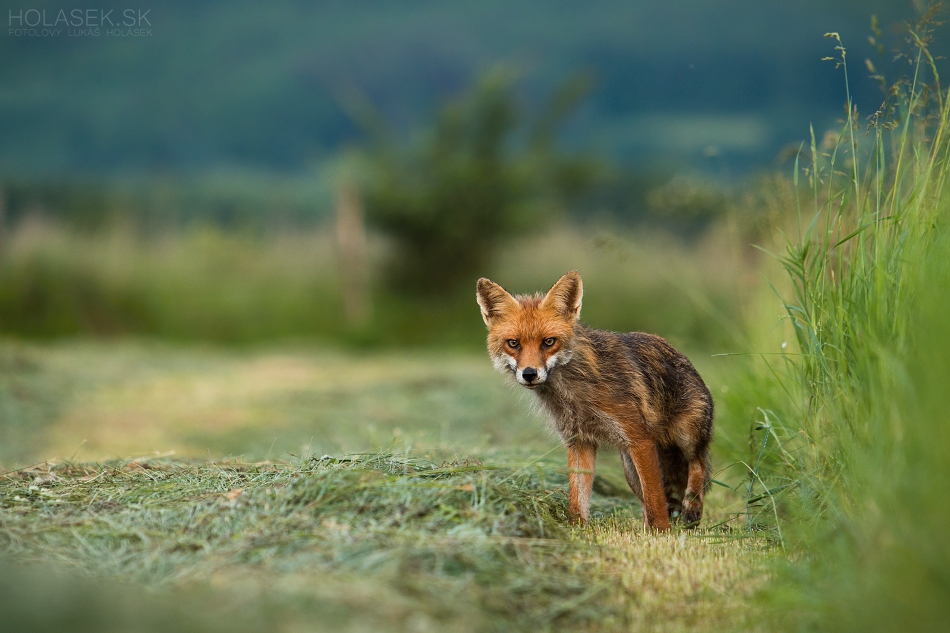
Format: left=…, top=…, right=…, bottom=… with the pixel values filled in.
left=622, top=441, right=671, bottom=530
left=682, top=449, right=709, bottom=527
left=622, top=448, right=688, bottom=522
left=671, top=399, right=713, bottom=528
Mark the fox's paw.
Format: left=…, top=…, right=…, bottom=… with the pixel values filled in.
left=681, top=491, right=703, bottom=528
left=680, top=507, right=702, bottom=529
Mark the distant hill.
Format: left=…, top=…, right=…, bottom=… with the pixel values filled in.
left=0, top=0, right=928, bottom=178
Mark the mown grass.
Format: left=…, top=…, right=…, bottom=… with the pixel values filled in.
left=0, top=455, right=775, bottom=633
left=0, top=341, right=547, bottom=465
left=0, top=336, right=776, bottom=631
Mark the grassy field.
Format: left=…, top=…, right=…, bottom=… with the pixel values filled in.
left=0, top=342, right=545, bottom=465
left=0, top=196, right=777, bottom=632
left=0, top=456, right=775, bottom=633
left=0, top=340, right=775, bottom=632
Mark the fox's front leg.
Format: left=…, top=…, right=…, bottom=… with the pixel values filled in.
left=567, top=443, right=597, bottom=523
left=627, top=439, right=672, bottom=531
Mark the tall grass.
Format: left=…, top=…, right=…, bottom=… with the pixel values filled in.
left=741, top=8, right=950, bottom=629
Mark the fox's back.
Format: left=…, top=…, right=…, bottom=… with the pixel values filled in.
left=537, top=325, right=713, bottom=448
left=617, top=331, right=712, bottom=421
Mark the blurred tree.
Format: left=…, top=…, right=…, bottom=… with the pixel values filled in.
left=358, top=71, right=599, bottom=294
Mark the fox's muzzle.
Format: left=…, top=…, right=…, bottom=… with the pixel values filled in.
left=516, top=365, right=547, bottom=388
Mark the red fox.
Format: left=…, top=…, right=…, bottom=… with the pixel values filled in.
left=476, top=271, right=713, bottom=530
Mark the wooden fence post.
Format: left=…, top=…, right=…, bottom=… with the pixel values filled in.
left=334, top=181, right=370, bottom=328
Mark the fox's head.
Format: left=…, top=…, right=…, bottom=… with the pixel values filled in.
left=476, top=271, right=583, bottom=389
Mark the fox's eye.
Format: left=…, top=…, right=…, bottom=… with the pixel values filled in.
left=507, top=339, right=520, bottom=350
left=542, top=337, right=557, bottom=348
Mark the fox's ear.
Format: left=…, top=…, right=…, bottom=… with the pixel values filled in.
left=476, top=278, right=518, bottom=327
left=541, top=271, right=583, bottom=323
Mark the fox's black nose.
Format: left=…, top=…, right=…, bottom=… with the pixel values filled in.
left=522, top=367, right=539, bottom=382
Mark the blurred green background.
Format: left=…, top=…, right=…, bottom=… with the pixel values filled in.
left=0, top=0, right=922, bottom=349
left=0, top=0, right=919, bottom=177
